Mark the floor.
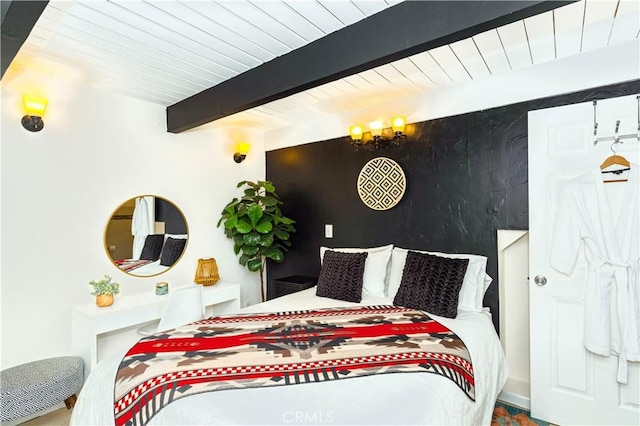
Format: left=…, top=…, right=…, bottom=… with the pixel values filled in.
left=493, top=401, right=550, bottom=426
left=19, top=408, right=71, bottom=426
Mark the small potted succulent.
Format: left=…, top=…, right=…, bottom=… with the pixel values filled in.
left=88, top=275, right=120, bottom=307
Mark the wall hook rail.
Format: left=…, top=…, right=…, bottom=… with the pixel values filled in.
left=593, top=95, right=640, bottom=145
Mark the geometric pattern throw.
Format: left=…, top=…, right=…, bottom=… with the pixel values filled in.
left=357, top=157, right=406, bottom=210
left=114, top=305, right=474, bottom=426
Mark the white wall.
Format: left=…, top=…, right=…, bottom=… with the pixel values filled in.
left=0, top=70, right=265, bottom=369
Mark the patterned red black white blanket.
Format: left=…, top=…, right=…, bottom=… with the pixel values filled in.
left=114, top=259, right=152, bottom=272
left=114, top=305, right=475, bottom=426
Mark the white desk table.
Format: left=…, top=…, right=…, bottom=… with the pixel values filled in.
left=72, top=281, right=241, bottom=379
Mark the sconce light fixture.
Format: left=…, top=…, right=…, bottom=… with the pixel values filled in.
left=233, top=142, right=251, bottom=163
left=391, top=116, right=407, bottom=137
left=349, top=116, right=407, bottom=147
left=21, top=95, right=48, bottom=132
left=349, top=125, right=364, bottom=141
left=369, top=120, right=384, bottom=139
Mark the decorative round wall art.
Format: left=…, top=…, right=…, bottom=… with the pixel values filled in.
left=357, top=157, right=406, bottom=211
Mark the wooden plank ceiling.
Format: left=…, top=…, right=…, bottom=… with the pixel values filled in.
left=166, top=1, right=573, bottom=133
left=7, top=0, right=640, bottom=132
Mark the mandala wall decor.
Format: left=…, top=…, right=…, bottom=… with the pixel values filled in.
left=357, top=157, right=406, bottom=210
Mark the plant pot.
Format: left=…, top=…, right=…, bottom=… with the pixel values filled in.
left=96, top=294, right=114, bottom=307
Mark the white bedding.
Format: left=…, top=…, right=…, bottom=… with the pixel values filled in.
left=121, top=260, right=169, bottom=276
left=71, top=288, right=507, bottom=426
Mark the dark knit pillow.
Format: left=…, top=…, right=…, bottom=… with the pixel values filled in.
left=393, top=251, right=469, bottom=318
left=139, top=234, right=164, bottom=261
left=316, top=250, right=368, bottom=303
left=159, top=237, right=187, bottom=267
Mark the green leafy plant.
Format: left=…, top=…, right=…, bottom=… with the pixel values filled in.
left=217, top=180, right=296, bottom=302
left=88, top=275, right=120, bottom=296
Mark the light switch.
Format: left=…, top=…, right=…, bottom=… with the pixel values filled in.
left=325, top=224, right=333, bottom=238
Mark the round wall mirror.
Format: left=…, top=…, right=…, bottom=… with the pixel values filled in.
left=104, top=195, right=188, bottom=277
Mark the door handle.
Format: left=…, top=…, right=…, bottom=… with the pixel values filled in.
left=534, top=275, right=547, bottom=286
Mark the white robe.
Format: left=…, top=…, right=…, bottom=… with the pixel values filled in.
left=131, top=196, right=155, bottom=260
left=550, top=164, right=639, bottom=384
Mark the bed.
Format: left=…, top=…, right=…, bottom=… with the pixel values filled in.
left=114, top=234, right=187, bottom=276
left=71, top=245, right=508, bottom=425
left=114, top=259, right=169, bottom=276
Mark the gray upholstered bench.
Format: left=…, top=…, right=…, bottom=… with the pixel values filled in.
left=0, top=356, right=83, bottom=422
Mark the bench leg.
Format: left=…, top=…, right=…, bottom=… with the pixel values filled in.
left=64, top=394, right=77, bottom=409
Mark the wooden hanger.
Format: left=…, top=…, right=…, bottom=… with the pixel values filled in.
left=600, top=145, right=630, bottom=183
left=600, top=154, right=630, bottom=169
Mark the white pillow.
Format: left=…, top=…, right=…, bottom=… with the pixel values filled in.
left=387, top=247, right=492, bottom=312
left=164, top=233, right=188, bottom=242
left=320, top=245, right=393, bottom=298
left=166, top=233, right=187, bottom=239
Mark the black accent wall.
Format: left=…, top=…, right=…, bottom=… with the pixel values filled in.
left=155, top=198, right=187, bottom=234
left=266, top=80, right=639, bottom=331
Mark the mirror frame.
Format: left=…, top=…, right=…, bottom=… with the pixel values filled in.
left=104, top=195, right=189, bottom=278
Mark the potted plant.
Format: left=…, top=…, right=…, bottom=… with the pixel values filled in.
left=217, top=180, right=296, bottom=302
left=88, top=275, right=120, bottom=307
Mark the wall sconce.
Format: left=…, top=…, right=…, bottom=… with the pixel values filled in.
left=369, top=120, right=384, bottom=139
left=391, top=116, right=407, bottom=137
left=233, top=142, right=251, bottom=163
left=349, top=116, right=407, bottom=147
left=349, top=125, right=364, bottom=141
left=21, top=95, right=48, bottom=132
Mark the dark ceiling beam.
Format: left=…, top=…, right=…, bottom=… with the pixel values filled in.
left=167, top=0, right=574, bottom=133
left=1, top=0, right=48, bottom=79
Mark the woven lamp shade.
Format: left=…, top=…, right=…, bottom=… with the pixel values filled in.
left=194, top=258, right=220, bottom=286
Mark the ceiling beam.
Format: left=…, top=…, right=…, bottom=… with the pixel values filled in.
left=1, top=0, right=48, bottom=79
left=167, top=0, right=574, bottom=133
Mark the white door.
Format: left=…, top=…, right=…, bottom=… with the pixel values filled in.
left=528, top=94, right=640, bottom=425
